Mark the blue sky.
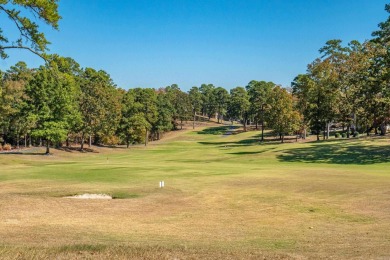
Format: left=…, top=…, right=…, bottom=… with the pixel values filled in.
left=1, top=0, right=388, bottom=91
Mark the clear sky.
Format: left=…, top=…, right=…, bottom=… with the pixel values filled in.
left=0, top=0, right=389, bottom=91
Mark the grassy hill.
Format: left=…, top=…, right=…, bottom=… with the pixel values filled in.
left=1, top=126, right=390, bottom=259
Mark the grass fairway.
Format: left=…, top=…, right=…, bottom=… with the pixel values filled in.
left=1, top=126, right=390, bottom=259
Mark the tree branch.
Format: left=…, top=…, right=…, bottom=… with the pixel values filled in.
left=0, top=46, right=47, bottom=60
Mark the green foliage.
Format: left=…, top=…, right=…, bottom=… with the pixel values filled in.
left=189, top=86, right=203, bottom=115
left=267, top=86, right=301, bottom=142
left=32, top=121, right=67, bottom=143
left=165, top=85, right=191, bottom=129
left=79, top=68, right=121, bottom=145
left=335, top=133, right=340, bottom=138
left=153, top=92, right=174, bottom=136
left=200, top=83, right=217, bottom=119
left=341, top=133, right=347, bottom=138
left=246, top=80, right=274, bottom=125
left=227, top=87, right=250, bottom=130
left=0, top=0, right=61, bottom=59
left=213, top=87, right=229, bottom=122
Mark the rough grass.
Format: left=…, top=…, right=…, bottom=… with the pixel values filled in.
left=1, top=126, right=390, bottom=259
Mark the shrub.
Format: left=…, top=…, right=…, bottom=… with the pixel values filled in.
left=353, top=132, right=359, bottom=138
left=335, top=133, right=340, bottom=138
left=341, top=133, right=347, bottom=138
left=3, top=144, right=12, bottom=151
left=101, top=135, right=120, bottom=145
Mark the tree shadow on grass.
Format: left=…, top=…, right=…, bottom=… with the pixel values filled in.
left=0, top=151, right=47, bottom=156
left=277, top=143, right=390, bottom=165
left=228, top=147, right=277, bottom=155
left=198, top=134, right=298, bottom=148
left=197, top=126, right=240, bottom=135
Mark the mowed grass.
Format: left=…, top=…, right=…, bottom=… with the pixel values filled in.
left=1, top=126, right=390, bottom=259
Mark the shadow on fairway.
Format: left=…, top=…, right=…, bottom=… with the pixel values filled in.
left=278, top=143, right=390, bottom=165
left=198, top=135, right=298, bottom=147
left=0, top=151, right=47, bottom=156
left=228, top=147, right=276, bottom=155
left=197, top=126, right=240, bottom=135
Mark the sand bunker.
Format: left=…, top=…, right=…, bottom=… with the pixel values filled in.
left=64, top=193, right=112, bottom=199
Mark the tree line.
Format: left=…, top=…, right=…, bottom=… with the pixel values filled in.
left=1, top=2, right=389, bottom=152
left=292, top=4, right=390, bottom=141
left=0, top=56, right=302, bottom=152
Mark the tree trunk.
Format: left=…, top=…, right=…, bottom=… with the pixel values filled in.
left=28, top=135, right=31, bottom=147
left=281, top=134, right=284, bottom=143
left=261, top=120, right=264, bottom=141
left=323, top=125, right=326, bottom=140
left=180, top=119, right=183, bottom=130
left=80, top=133, right=85, bottom=150
left=255, top=121, right=258, bottom=130
left=326, top=122, right=330, bottom=140
left=45, top=141, right=50, bottom=154
left=88, top=135, right=92, bottom=147
left=347, top=125, right=350, bottom=138
left=39, top=138, right=42, bottom=147
left=193, top=112, right=196, bottom=129
left=145, top=129, right=148, bottom=146
left=126, top=136, right=130, bottom=148
left=24, top=135, right=27, bottom=148
left=380, top=122, right=386, bottom=135
left=66, top=136, right=70, bottom=147
left=303, top=128, right=306, bottom=140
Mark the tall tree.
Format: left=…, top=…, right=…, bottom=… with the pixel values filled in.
left=267, top=86, right=301, bottom=143
left=292, top=74, right=313, bottom=139
left=306, top=58, right=339, bottom=140
left=188, top=86, right=203, bottom=129
left=200, top=83, right=217, bottom=119
left=131, top=88, right=158, bottom=146
left=228, top=87, right=250, bottom=131
left=246, top=80, right=274, bottom=140
left=78, top=68, right=121, bottom=149
left=119, top=90, right=149, bottom=148
left=28, top=65, right=78, bottom=154
left=1, top=61, right=35, bottom=147
left=153, top=91, right=174, bottom=139
left=213, top=87, right=229, bottom=123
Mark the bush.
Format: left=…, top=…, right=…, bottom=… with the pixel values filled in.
left=2, top=144, right=12, bottom=151
left=341, top=133, right=347, bottom=138
left=335, top=133, right=340, bottom=138
left=101, top=135, right=120, bottom=145
left=353, top=132, right=359, bottom=138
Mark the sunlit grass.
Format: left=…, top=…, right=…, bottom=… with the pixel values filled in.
left=1, top=127, right=390, bottom=259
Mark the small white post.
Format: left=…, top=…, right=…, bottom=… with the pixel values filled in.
left=162, top=181, right=165, bottom=188
left=159, top=181, right=162, bottom=188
